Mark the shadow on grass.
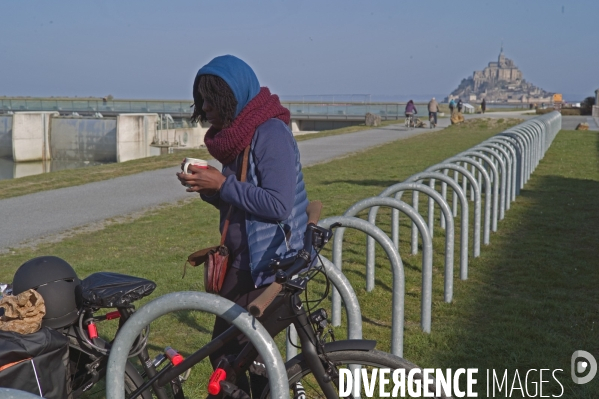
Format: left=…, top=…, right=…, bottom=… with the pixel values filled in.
left=432, top=174, right=599, bottom=397
left=362, top=314, right=391, bottom=328
left=171, top=310, right=212, bottom=335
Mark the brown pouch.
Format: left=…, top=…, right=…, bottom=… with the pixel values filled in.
left=203, top=245, right=230, bottom=294
left=186, top=245, right=219, bottom=267
left=184, top=245, right=230, bottom=294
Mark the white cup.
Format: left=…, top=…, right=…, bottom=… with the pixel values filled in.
left=183, top=158, right=208, bottom=174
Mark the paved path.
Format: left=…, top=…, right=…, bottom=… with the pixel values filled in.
left=560, top=115, right=599, bottom=131
left=0, top=119, right=453, bottom=252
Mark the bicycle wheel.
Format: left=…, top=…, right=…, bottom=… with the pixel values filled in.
left=69, top=341, right=153, bottom=399
left=262, top=349, right=451, bottom=399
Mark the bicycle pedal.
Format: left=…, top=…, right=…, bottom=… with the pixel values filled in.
left=249, top=360, right=268, bottom=378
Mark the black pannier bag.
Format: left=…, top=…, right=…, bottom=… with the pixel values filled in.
left=0, top=327, right=70, bottom=399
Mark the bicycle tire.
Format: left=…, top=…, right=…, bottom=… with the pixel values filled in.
left=68, top=339, right=153, bottom=399
left=262, top=349, right=452, bottom=399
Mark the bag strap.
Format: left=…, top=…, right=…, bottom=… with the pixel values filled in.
left=219, top=145, right=250, bottom=246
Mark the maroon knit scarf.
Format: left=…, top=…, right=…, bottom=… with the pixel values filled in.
left=203, top=87, right=291, bottom=164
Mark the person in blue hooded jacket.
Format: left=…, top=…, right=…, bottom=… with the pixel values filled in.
left=176, top=55, right=309, bottom=396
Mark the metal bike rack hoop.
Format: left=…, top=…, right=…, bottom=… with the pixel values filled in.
left=319, top=215, right=409, bottom=356
left=474, top=143, right=512, bottom=214
left=454, top=151, right=498, bottom=235
left=426, top=163, right=481, bottom=257
left=403, top=172, right=470, bottom=281
left=364, top=183, right=455, bottom=302
left=323, top=201, right=433, bottom=353
left=106, top=292, right=290, bottom=399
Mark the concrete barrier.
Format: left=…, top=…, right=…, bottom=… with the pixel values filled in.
left=116, top=114, right=158, bottom=162
left=3, top=112, right=209, bottom=166
left=12, top=112, right=57, bottom=162
left=50, top=117, right=117, bottom=162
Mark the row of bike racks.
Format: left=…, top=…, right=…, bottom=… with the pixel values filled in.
left=323, top=111, right=562, bottom=357
left=102, top=112, right=561, bottom=398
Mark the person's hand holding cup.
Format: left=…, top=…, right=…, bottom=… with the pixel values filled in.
left=182, top=157, right=208, bottom=174
left=177, top=158, right=225, bottom=195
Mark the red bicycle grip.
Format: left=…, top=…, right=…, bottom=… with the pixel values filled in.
left=105, top=311, right=121, bottom=320
left=208, top=368, right=227, bottom=395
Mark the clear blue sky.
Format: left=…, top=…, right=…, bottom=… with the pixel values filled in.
left=1, top=0, right=597, bottom=101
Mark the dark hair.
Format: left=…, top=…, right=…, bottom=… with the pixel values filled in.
left=191, top=74, right=238, bottom=127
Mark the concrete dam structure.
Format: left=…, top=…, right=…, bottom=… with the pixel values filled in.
left=0, top=96, right=417, bottom=179
left=0, top=112, right=206, bottom=164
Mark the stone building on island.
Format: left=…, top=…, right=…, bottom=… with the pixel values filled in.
left=447, top=47, right=553, bottom=104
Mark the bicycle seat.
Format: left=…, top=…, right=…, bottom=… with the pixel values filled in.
left=79, top=272, right=156, bottom=308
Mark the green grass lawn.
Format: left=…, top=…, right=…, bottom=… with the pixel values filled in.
left=0, top=121, right=597, bottom=397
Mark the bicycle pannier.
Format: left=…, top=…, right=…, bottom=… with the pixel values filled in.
left=0, top=327, right=70, bottom=399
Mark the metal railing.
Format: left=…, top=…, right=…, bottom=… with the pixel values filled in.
left=0, top=98, right=192, bottom=115
left=0, top=98, right=430, bottom=120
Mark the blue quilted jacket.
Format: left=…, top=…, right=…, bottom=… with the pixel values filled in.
left=202, top=119, right=308, bottom=287
left=245, top=121, right=308, bottom=285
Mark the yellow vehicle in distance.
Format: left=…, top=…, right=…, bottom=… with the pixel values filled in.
left=552, top=93, right=563, bottom=110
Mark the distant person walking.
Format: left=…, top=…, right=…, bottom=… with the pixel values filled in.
left=481, top=98, right=487, bottom=114
left=428, top=97, right=439, bottom=127
left=449, top=99, right=456, bottom=114
left=457, top=99, right=463, bottom=113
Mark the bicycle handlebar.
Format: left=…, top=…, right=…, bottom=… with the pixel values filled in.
left=247, top=282, right=283, bottom=317
left=247, top=201, right=323, bottom=318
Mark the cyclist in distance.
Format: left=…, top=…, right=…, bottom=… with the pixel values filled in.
left=428, top=97, right=440, bottom=127
left=405, top=99, right=417, bottom=127
left=176, top=55, right=309, bottom=397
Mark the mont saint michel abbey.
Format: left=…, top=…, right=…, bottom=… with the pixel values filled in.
left=447, top=47, right=553, bottom=104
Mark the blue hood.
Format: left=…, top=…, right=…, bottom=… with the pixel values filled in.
left=195, top=55, right=260, bottom=118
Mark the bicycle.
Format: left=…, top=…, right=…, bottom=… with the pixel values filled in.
left=404, top=113, right=416, bottom=129
left=429, top=112, right=437, bottom=129
left=56, top=272, right=187, bottom=399
left=123, top=201, right=451, bottom=399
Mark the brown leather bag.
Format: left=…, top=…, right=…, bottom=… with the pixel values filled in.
left=185, top=146, right=250, bottom=294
